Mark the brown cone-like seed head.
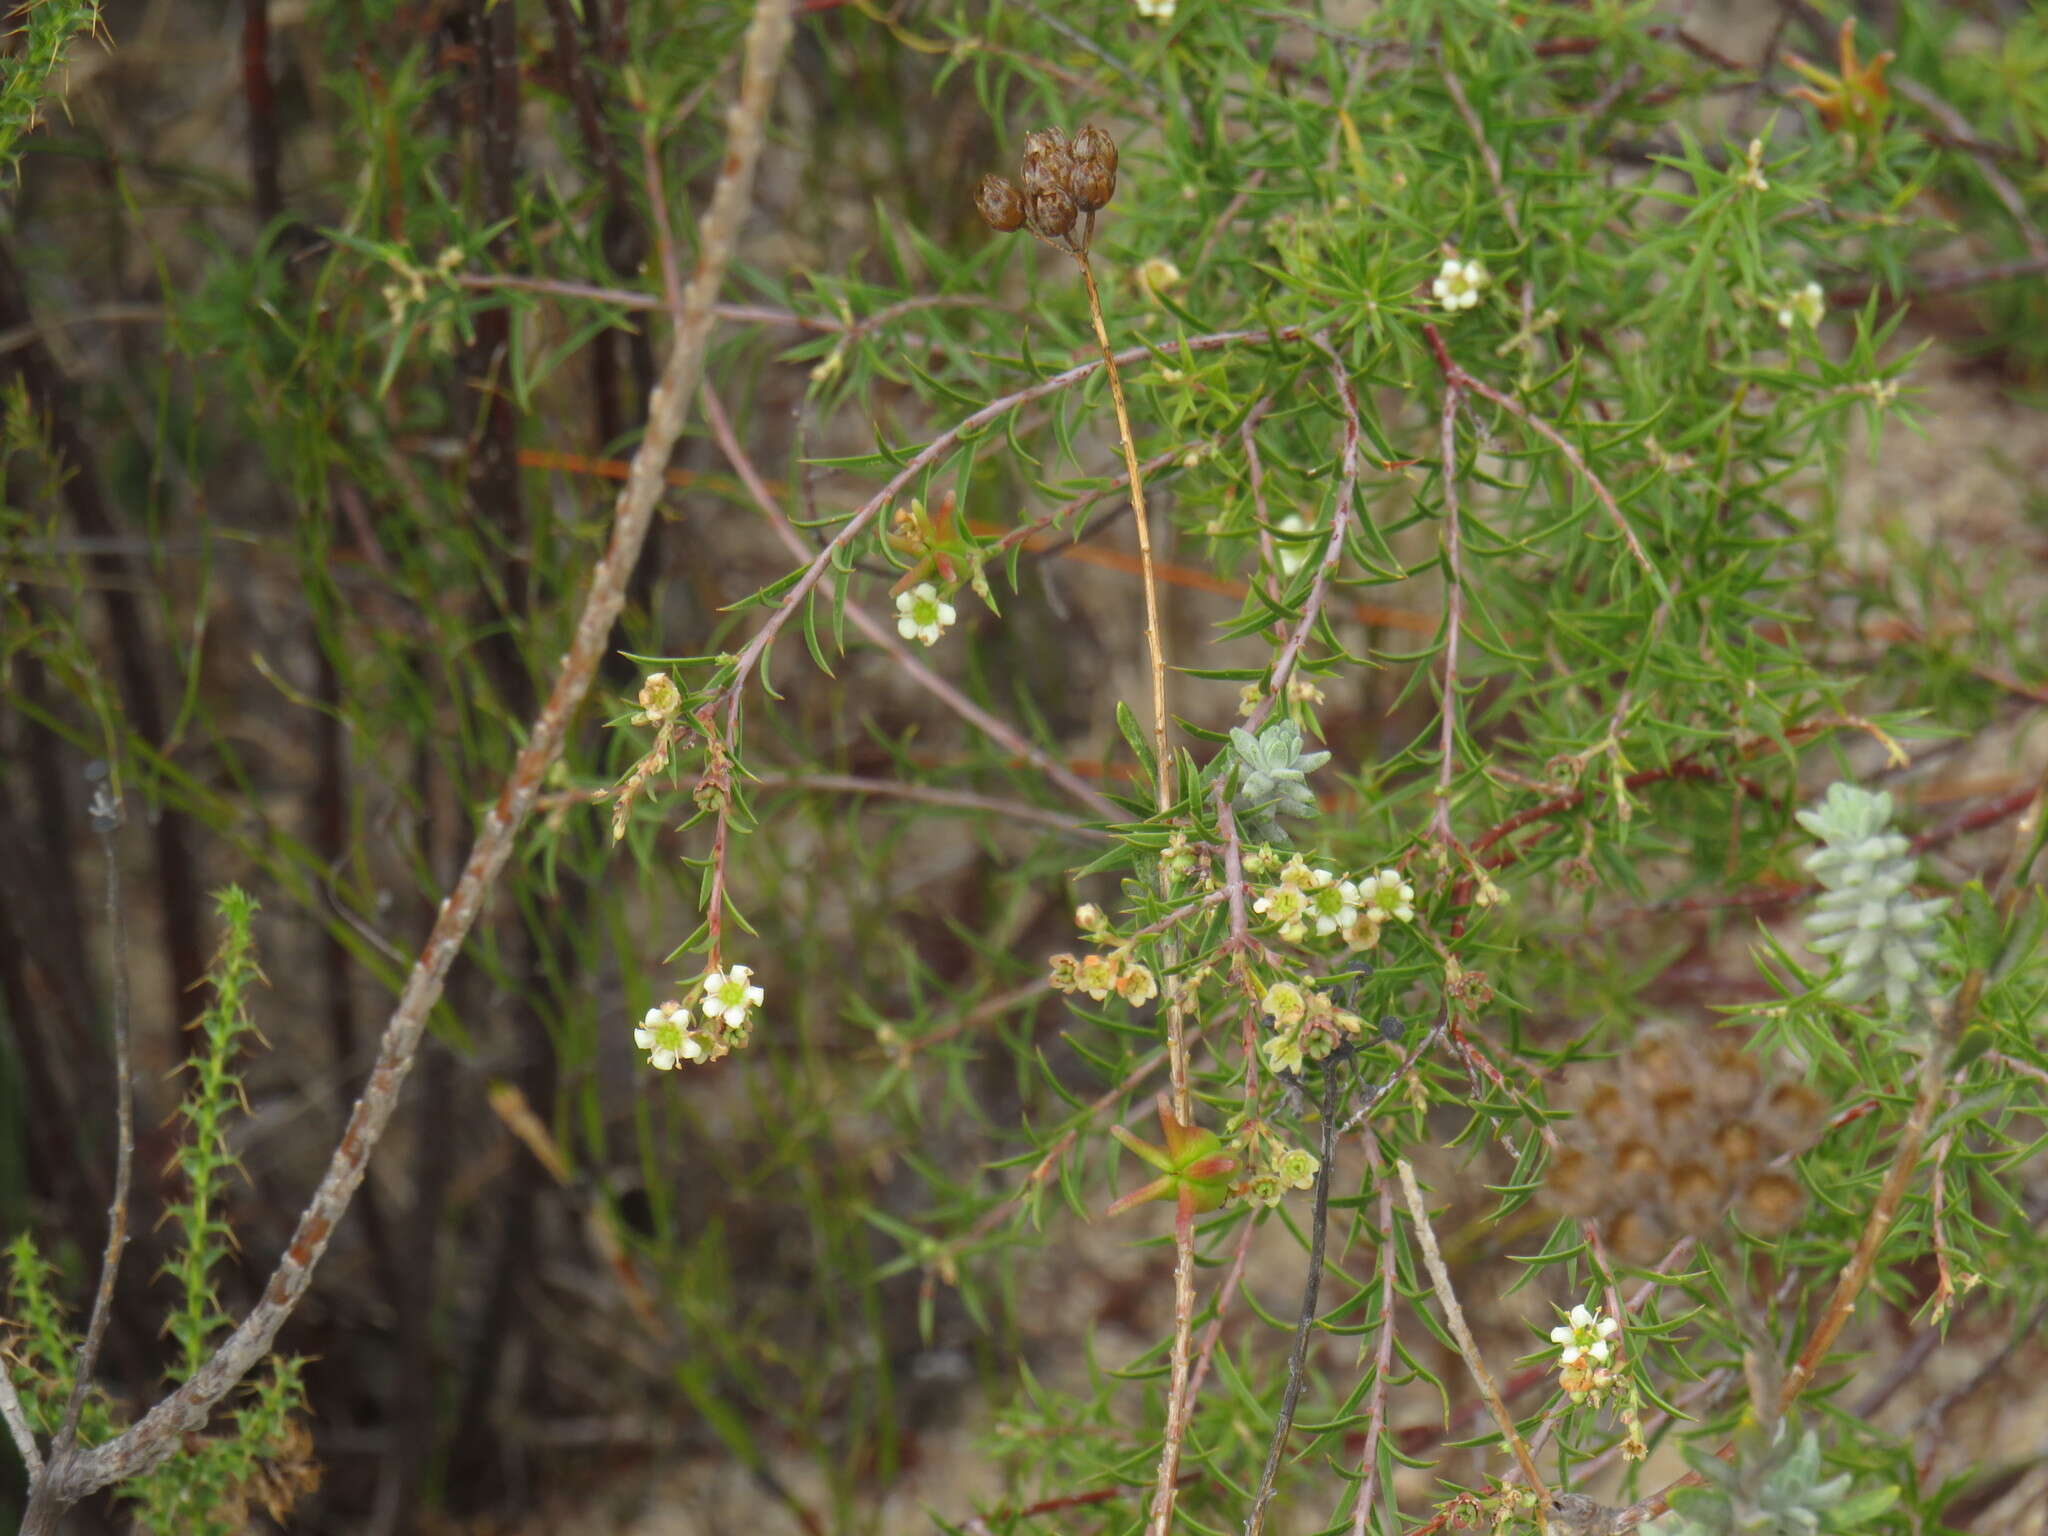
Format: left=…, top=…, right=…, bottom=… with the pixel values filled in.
left=1703, top=1043, right=1763, bottom=1112
left=1625, top=1027, right=1686, bottom=1094
left=1650, top=1084, right=1702, bottom=1137
left=1572, top=1079, right=1623, bottom=1124
left=1713, top=1118, right=1763, bottom=1170
left=1068, top=123, right=1118, bottom=211
left=1738, top=1171, right=1805, bottom=1236
left=1606, top=1208, right=1671, bottom=1266
left=1025, top=186, right=1079, bottom=241
left=1544, top=1145, right=1602, bottom=1218
left=975, top=174, right=1025, bottom=233
left=1665, top=1159, right=1729, bottom=1234
left=1759, top=1081, right=1827, bottom=1153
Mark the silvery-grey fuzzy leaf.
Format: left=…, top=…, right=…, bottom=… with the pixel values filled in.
left=1799, top=783, right=1947, bottom=1014
left=1214, top=719, right=1331, bottom=847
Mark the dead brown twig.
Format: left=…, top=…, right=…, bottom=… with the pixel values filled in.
left=15, top=1, right=798, bottom=1522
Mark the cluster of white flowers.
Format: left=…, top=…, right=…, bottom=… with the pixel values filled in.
left=1048, top=949, right=1160, bottom=1007
left=1433, top=256, right=1489, bottom=311
left=1256, top=977, right=1364, bottom=1076
left=895, top=582, right=958, bottom=647
left=1776, top=280, right=1826, bottom=330
left=634, top=964, right=765, bottom=1071
left=1249, top=856, right=1415, bottom=953
left=1551, top=1302, right=1621, bottom=1407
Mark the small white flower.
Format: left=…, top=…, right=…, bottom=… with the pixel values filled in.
left=1362, top=869, right=1415, bottom=924
left=700, top=964, right=764, bottom=1028
left=1737, top=138, right=1770, bottom=192
left=634, top=1002, right=703, bottom=1071
left=1776, top=281, right=1825, bottom=330
left=894, top=582, right=958, bottom=647
left=1550, top=1302, right=1619, bottom=1368
left=1309, top=878, right=1362, bottom=938
left=1432, top=256, right=1489, bottom=311
left=1134, top=0, right=1175, bottom=18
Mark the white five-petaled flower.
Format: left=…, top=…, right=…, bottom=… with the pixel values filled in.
left=1549, top=1302, right=1619, bottom=1366
left=1309, top=877, right=1362, bottom=937
left=1433, top=256, right=1489, bottom=311
left=895, top=582, right=957, bottom=647
left=635, top=1001, right=705, bottom=1071
left=700, top=964, right=764, bottom=1029
left=1362, top=869, right=1415, bottom=924
left=1776, top=280, right=1825, bottom=330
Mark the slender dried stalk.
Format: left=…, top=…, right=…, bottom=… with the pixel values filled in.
left=47, top=789, right=134, bottom=1467
left=1070, top=229, right=1200, bottom=1536
left=1395, top=1159, right=1551, bottom=1526
left=1245, top=1068, right=1344, bottom=1536
left=18, top=1, right=798, bottom=1518
left=1348, top=1149, right=1398, bottom=1536
left=1075, top=249, right=1171, bottom=820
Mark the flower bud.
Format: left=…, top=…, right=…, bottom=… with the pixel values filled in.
left=975, top=173, right=1024, bottom=233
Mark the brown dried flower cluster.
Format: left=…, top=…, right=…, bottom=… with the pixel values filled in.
left=1543, top=1024, right=1828, bottom=1265
left=975, top=124, right=1118, bottom=251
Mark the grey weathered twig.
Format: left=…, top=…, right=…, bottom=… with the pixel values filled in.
left=17, top=0, right=799, bottom=1520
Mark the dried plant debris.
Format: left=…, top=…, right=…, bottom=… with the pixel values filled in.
left=1543, top=1025, right=1828, bottom=1264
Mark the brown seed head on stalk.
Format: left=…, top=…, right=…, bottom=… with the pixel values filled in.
left=975, top=173, right=1024, bottom=233
left=978, top=123, right=1122, bottom=253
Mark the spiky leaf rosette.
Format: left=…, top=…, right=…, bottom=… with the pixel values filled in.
left=1796, top=783, right=1946, bottom=1015
left=1644, top=1419, right=1897, bottom=1536
left=1219, top=720, right=1329, bottom=845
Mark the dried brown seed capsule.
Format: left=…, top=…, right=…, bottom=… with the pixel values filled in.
left=1625, top=1028, right=1687, bottom=1094
left=1019, top=128, right=1073, bottom=194
left=1702, top=1043, right=1763, bottom=1112
left=1071, top=124, right=1118, bottom=176
left=1544, top=1144, right=1603, bottom=1217
left=1025, top=186, right=1079, bottom=241
left=1650, top=1083, right=1702, bottom=1136
left=976, top=174, right=1025, bottom=233
left=1068, top=123, right=1118, bottom=211
left=1665, top=1159, right=1729, bottom=1234
left=1758, top=1081, right=1827, bottom=1153
left=1713, top=1118, right=1763, bottom=1170
left=1606, top=1207, right=1671, bottom=1266
left=1022, top=126, right=1070, bottom=162
left=1611, top=1138, right=1663, bottom=1206
left=1737, top=1170, right=1805, bottom=1236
